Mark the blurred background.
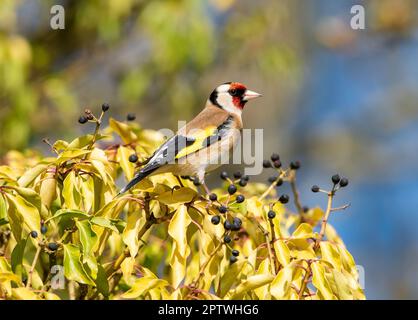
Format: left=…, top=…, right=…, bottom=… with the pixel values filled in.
left=1, top=0, right=418, bottom=299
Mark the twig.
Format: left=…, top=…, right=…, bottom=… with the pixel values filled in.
left=314, top=189, right=335, bottom=250
left=330, top=203, right=351, bottom=212
left=106, top=219, right=154, bottom=279
left=298, top=261, right=312, bottom=299
left=265, top=232, right=276, bottom=276
left=259, top=171, right=286, bottom=201
left=289, top=170, right=304, bottom=214
left=190, top=240, right=224, bottom=289
left=268, top=219, right=279, bottom=273
left=26, top=245, right=42, bottom=288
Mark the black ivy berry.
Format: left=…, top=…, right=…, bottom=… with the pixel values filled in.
left=303, top=206, right=309, bottom=213
left=263, top=160, right=272, bottom=168
left=228, top=184, right=237, bottom=195
left=268, top=210, right=276, bottom=219
left=276, top=178, right=283, bottom=186
left=220, top=171, right=229, bottom=180
left=242, top=175, right=250, bottom=181
left=311, top=185, right=320, bottom=193
left=209, top=193, right=218, bottom=201
left=193, top=178, right=201, bottom=186
left=339, top=178, right=349, bottom=187
left=233, top=217, right=242, bottom=229
left=230, top=256, right=238, bottom=264
left=48, top=242, right=58, bottom=251
left=236, top=195, right=245, bottom=203
left=127, top=113, right=136, bottom=121
left=101, top=103, right=110, bottom=112
left=129, top=154, right=138, bottom=163
left=290, top=161, right=301, bottom=170
left=78, top=116, right=88, bottom=124
left=218, top=205, right=228, bottom=214
left=211, top=215, right=221, bottom=225
left=233, top=217, right=242, bottom=226
left=232, top=249, right=240, bottom=257
left=233, top=171, right=242, bottom=179
left=271, top=153, right=280, bottom=162
left=279, top=194, right=289, bottom=204
left=239, top=179, right=247, bottom=187
left=231, top=224, right=240, bottom=231
left=224, top=221, right=232, bottom=230
left=332, top=174, right=341, bottom=184
left=273, top=160, right=282, bottom=168
left=41, top=225, right=48, bottom=234
left=268, top=176, right=277, bottom=183
left=224, top=235, right=232, bottom=243
left=30, top=231, right=38, bottom=238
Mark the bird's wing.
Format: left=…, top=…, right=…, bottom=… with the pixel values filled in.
left=140, top=115, right=234, bottom=173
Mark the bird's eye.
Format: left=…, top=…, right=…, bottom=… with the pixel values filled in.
left=229, top=89, right=237, bottom=96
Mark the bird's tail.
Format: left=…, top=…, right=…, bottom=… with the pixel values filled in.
left=117, top=170, right=152, bottom=196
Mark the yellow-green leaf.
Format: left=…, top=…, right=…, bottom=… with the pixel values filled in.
left=311, top=261, right=335, bottom=300
left=274, top=240, right=290, bottom=267
left=226, top=274, right=274, bottom=299
left=0, top=194, right=8, bottom=226
left=63, top=244, right=95, bottom=286
left=270, top=263, right=295, bottom=299
left=4, top=193, right=41, bottom=237
left=17, top=164, right=48, bottom=187
left=157, top=187, right=197, bottom=206
left=117, top=146, right=135, bottom=181
left=168, top=205, right=191, bottom=288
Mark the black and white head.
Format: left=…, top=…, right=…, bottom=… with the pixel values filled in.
left=209, top=82, right=261, bottom=114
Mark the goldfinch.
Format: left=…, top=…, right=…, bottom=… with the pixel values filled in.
left=119, top=82, right=261, bottom=194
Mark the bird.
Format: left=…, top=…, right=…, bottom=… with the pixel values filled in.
left=118, top=82, right=261, bottom=195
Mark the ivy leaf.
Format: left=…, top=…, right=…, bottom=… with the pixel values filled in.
left=62, top=171, right=82, bottom=209
left=273, top=240, right=291, bottom=267
left=67, top=134, right=108, bottom=150
left=109, top=118, right=138, bottom=144
left=219, top=259, right=246, bottom=298
left=76, top=220, right=98, bottom=255
left=117, top=146, right=135, bottom=181
left=17, top=164, right=48, bottom=187
left=11, top=238, right=28, bottom=281
left=311, top=261, right=335, bottom=300
left=168, top=205, right=192, bottom=288
left=90, top=217, right=120, bottom=233
left=0, top=195, right=8, bottom=226
left=63, top=244, right=95, bottom=286
left=291, top=223, right=314, bottom=239
left=121, top=277, right=170, bottom=299
left=4, top=193, right=41, bottom=239
left=53, top=140, right=69, bottom=151
left=122, top=208, right=146, bottom=258
left=226, top=274, right=274, bottom=299
left=95, top=264, right=109, bottom=298
left=157, top=187, right=197, bottom=206
left=57, top=149, right=91, bottom=163
left=12, top=287, right=40, bottom=300
left=45, top=209, right=88, bottom=223
left=270, top=262, right=295, bottom=299
left=11, top=187, right=44, bottom=213
left=320, top=242, right=342, bottom=271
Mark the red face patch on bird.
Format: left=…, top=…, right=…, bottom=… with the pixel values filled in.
left=209, top=82, right=261, bottom=114
left=228, top=83, right=248, bottom=109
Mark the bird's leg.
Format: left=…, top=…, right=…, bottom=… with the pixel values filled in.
left=175, top=175, right=185, bottom=187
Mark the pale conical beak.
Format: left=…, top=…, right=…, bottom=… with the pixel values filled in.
left=243, top=89, right=262, bottom=101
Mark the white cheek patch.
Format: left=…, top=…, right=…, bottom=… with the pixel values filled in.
left=217, top=92, right=242, bottom=115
